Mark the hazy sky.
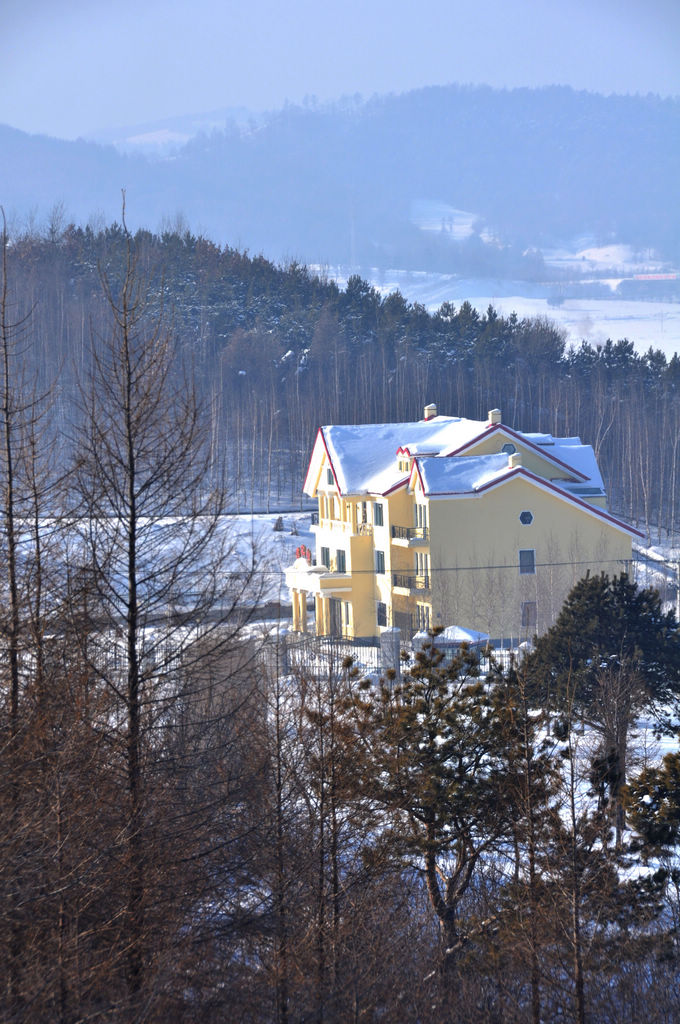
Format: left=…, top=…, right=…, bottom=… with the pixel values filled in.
left=3, top=0, right=679, bottom=139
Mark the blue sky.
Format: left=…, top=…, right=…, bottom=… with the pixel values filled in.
left=3, top=0, right=679, bottom=139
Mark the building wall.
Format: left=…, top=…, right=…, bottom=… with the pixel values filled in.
left=425, top=476, right=632, bottom=639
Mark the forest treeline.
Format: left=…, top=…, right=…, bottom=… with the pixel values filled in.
left=1, top=215, right=680, bottom=1022
left=7, top=219, right=680, bottom=537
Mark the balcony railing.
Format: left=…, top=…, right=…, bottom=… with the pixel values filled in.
left=392, top=573, right=430, bottom=591
left=391, top=525, right=429, bottom=542
left=314, top=513, right=372, bottom=537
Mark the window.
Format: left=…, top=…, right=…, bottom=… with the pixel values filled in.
left=342, top=601, right=352, bottom=634
left=377, top=601, right=387, bottom=627
left=415, top=552, right=430, bottom=585
left=373, top=502, right=384, bottom=527
left=375, top=550, right=385, bottom=575
left=519, top=549, right=536, bottom=575
left=326, top=467, right=334, bottom=486
left=359, top=501, right=368, bottom=524
left=329, top=598, right=341, bottom=637
left=417, top=603, right=431, bottom=631
left=336, top=549, right=346, bottom=574
left=320, top=546, right=330, bottom=569
left=501, top=442, right=516, bottom=455
left=521, top=601, right=537, bottom=630
left=415, top=504, right=428, bottom=529
left=519, top=510, right=534, bottom=525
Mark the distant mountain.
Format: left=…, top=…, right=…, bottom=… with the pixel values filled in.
left=85, top=106, right=260, bottom=156
left=1, top=85, right=678, bottom=271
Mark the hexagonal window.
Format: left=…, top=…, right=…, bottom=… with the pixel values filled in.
left=519, top=510, right=534, bottom=525
left=501, top=442, right=516, bottom=455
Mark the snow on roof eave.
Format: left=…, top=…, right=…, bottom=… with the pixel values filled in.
left=302, top=429, right=322, bottom=496
left=381, top=475, right=410, bottom=497
left=443, top=424, right=590, bottom=483
left=407, top=460, right=426, bottom=495
left=303, top=427, right=343, bottom=497
left=426, top=466, right=644, bottom=539
left=337, top=476, right=410, bottom=498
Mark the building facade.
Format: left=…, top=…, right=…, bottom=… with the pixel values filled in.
left=285, top=406, right=642, bottom=644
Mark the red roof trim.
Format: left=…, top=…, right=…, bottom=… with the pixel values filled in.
left=302, top=427, right=323, bottom=494
left=320, top=429, right=343, bottom=493
left=303, top=427, right=343, bottom=495
left=414, top=460, right=426, bottom=494
left=382, top=475, right=410, bottom=496
left=446, top=424, right=590, bottom=482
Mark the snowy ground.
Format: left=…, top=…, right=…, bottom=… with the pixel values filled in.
left=541, top=241, right=668, bottom=276
left=410, top=200, right=495, bottom=243
left=460, top=293, right=679, bottom=356
left=229, top=512, right=315, bottom=606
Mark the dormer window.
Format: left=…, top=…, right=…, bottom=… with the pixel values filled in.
left=398, top=457, right=411, bottom=474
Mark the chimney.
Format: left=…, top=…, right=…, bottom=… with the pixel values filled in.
left=488, top=408, right=502, bottom=425
left=509, top=452, right=522, bottom=469
left=424, top=403, right=437, bottom=421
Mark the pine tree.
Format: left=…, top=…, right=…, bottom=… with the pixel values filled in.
left=526, top=573, right=680, bottom=845
left=344, top=636, right=523, bottom=1011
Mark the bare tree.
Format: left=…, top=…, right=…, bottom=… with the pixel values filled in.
left=0, top=206, right=68, bottom=1021
left=67, top=197, right=263, bottom=1019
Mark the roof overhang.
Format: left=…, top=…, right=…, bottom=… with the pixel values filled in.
left=302, top=427, right=342, bottom=496
left=424, top=466, right=644, bottom=539
left=444, top=424, right=589, bottom=482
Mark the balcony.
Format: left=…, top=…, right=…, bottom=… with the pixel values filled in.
left=392, top=573, right=430, bottom=593
left=312, top=516, right=374, bottom=539
left=285, top=559, right=353, bottom=598
left=391, top=525, right=429, bottom=546
left=311, top=518, right=353, bottom=536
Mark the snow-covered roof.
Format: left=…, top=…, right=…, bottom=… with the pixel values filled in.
left=306, top=412, right=607, bottom=499
left=525, top=434, right=604, bottom=490
left=413, top=457, right=643, bottom=538
left=416, top=453, right=509, bottom=494
left=437, top=625, right=489, bottom=645
left=321, top=416, right=485, bottom=494
left=412, top=624, right=490, bottom=649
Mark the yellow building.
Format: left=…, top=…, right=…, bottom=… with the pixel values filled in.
left=285, top=406, right=642, bottom=644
